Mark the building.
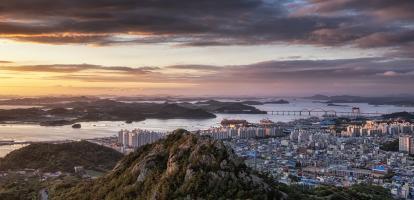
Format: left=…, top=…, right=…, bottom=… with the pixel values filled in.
left=118, top=129, right=166, bottom=150
left=200, top=126, right=283, bottom=140
left=399, top=135, right=414, bottom=155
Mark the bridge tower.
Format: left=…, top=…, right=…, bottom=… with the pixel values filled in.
left=352, top=107, right=361, bottom=117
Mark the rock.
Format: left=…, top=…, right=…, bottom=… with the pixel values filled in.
left=72, top=123, right=81, bottom=128
left=137, top=168, right=148, bottom=182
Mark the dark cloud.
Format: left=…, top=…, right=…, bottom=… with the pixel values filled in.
left=354, top=30, right=414, bottom=48
left=0, top=0, right=413, bottom=58
left=0, top=0, right=275, bottom=43
left=294, top=0, right=414, bottom=56
left=302, top=0, right=414, bottom=21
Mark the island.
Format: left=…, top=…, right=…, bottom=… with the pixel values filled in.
left=306, top=95, right=414, bottom=107
left=190, top=100, right=267, bottom=114
left=0, top=97, right=270, bottom=126
left=382, top=112, right=414, bottom=122
left=0, top=99, right=217, bottom=126
left=265, top=99, right=289, bottom=104
left=327, top=103, right=349, bottom=107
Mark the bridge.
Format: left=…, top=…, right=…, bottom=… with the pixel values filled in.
left=266, top=108, right=385, bottom=117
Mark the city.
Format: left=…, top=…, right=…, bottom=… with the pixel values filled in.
left=99, top=109, right=413, bottom=199
left=1, top=0, right=414, bottom=199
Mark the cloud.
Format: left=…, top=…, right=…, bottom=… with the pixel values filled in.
left=355, top=30, right=414, bottom=48
left=0, top=0, right=412, bottom=58
left=299, top=0, right=414, bottom=21
left=0, top=64, right=157, bottom=73
left=0, top=60, right=13, bottom=64
left=3, top=58, right=414, bottom=81
left=379, top=71, right=400, bottom=77
left=166, top=65, right=222, bottom=71
left=1, top=57, right=413, bottom=96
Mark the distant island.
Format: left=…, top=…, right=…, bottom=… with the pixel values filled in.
left=306, top=94, right=414, bottom=107
left=0, top=101, right=216, bottom=126
left=265, top=99, right=289, bottom=104
left=239, top=99, right=289, bottom=105
left=327, top=103, right=349, bottom=107
left=382, top=112, right=414, bottom=122
left=0, top=98, right=269, bottom=126
left=0, top=96, right=99, bottom=106
left=190, top=100, right=267, bottom=114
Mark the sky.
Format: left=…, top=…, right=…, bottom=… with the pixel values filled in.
left=0, top=0, right=413, bottom=97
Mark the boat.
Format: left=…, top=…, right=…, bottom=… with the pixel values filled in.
left=220, top=119, right=248, bottom=127
left=260, top=118, right=275, bottom=125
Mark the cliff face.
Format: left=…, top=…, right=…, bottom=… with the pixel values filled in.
left=52, top=129, right=282, bottom=200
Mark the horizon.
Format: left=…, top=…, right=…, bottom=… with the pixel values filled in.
left=1, top=93, right=414, bottom=99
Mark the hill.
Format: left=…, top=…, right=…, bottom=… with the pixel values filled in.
left=192, top=100, right=267, bottom=114
left=0, top=141, right=123, bottom=173
left=51, top=130, right=282, bottom=200
left=382, top=111, right=414, bottom=121
left=306, top=95, right=414, bottom=107
left=0, top=100, right=216, bottom=126
left=279, top=184, right=392, bottom=200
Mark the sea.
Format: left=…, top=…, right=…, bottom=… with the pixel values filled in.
left=1, top=98, right=413, bottom=157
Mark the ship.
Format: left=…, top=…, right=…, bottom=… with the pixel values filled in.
left=220, top=119, right=248, bottom=127
left=259, top=118, right=275, bottom=125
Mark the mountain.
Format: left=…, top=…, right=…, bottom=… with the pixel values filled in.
left=0, top=141, right=123, bottom=173
left=51, top=129, right=282, bottom=200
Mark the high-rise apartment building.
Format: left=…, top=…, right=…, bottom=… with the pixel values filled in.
left=399, top=135, right=414, bottom=155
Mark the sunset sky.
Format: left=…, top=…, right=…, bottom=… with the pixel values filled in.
left=0, top=0, right=413, bottom=96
